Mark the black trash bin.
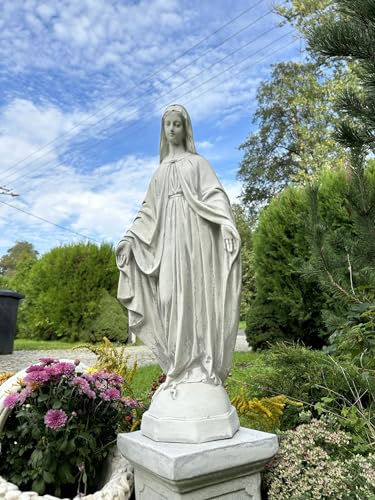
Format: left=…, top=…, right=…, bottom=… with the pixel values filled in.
left=0, top=290, right=24, bottom=354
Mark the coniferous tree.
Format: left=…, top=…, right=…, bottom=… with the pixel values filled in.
left=306, top=0, right=375, bottom=365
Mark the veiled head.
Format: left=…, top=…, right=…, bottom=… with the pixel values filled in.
left=160, top=104, right=197, bottom=162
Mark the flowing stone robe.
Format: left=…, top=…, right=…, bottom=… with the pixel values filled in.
left=117, top=152, right=241, bottom=389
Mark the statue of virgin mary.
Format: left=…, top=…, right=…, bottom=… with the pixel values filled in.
left=116, top=104, right=241, bottom=443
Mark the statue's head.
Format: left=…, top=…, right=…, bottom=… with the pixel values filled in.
left=160, top=104, right=196, bottom=162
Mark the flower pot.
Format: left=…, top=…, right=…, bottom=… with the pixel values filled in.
left=0, top=363, right=134, bottom=499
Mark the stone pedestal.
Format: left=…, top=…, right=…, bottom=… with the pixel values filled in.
left=117, top=427, right=278, bottom=499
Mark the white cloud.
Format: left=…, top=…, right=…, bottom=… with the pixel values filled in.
left=0, top=0, right=300, bottom=256
left=221, top=179, right=242, bottom=205
left=0, top=154, right=159, bottom=255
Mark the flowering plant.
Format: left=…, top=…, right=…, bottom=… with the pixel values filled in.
left=264, top=419, right=375, bottom=499
left=0, top=358, right=141, bottom=498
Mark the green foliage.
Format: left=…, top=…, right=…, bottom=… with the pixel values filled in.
left=306, top=158, right=375, bottom=364
left=0, top=241, right=38, bottom=277
left=232, top=204, right=255, bottom=320
left=308, top=0, right=375, bottom=153
left=246, top=163, right=375, bottom=351
left=14, top=339, right=84, bottom=350
left=16, top=242, right=127, bottom=342
left=239, top=344, right=373, bottom=426
left=0, top=359, right=134, bottom=497
left=238, top=60, right=349, bottom=213
left=246, top=186, right=328, bottom=349
left=231, top=391, right=302, bottom=432
left=80, top=290, right=128, bottom=343
left=324, top=303, right=375, bottom=368
left=264, top=419, right=375, bottom=499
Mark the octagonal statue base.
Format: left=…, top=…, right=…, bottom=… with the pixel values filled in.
left=141, top=381, right=240, bottom=443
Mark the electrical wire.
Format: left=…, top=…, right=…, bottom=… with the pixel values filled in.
left=0, top=1, right=266, bottom=179
left=0, top=199, right=99, bottom=242
left=1, top=36, right=299, bottom=239
left=2, top=9, right=273, bottom=185
left=10, top=25, right=291, bottom=191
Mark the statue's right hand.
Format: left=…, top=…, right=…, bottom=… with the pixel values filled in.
left=116, top=240, right=132, bottom=267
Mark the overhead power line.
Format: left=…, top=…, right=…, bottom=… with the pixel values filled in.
left=1, top=35, right=298, bottom=239
left=0, top=186, right=18, bottom=197
left=10, top=24, right=287, bottom=190
left=0, top=0, right=266, bottom=180
left=0, top=199, right=99, bottom=242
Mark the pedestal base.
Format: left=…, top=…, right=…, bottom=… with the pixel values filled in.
left=141, top=381, right=240, bottom=443
left=118, top=427, right=278, bottom=499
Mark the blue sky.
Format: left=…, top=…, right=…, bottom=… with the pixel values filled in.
left=0, top=0, right=299, bottom=256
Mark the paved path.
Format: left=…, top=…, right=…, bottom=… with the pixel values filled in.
left=0, top=334, right=249, bottom=374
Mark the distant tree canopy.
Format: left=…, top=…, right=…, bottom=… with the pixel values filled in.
left=0, top=241, right=38, bottom=277
left=3, top=242, right=128, bottom=343
left=237, top=61, right=350, bottom=214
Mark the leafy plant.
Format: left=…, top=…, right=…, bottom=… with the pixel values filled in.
left=231, top=390, right=302, bottom=432
left=0, top=358, right=140, bottom=497
left=77, top=337, right=137, bottom=397
left=264, top=419, right=375, bottom=499
left=313, top=357, right=374, bottom=455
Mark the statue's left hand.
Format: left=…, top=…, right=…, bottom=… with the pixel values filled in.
left=221, top=225, right=238, bottom=253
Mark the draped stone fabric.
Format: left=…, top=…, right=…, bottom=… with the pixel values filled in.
left=117, top=152, right=241, bottom=388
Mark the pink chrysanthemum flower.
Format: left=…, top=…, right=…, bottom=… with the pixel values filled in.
left=26, top=364, right=45, bottom=373
left=44, top=409, right=68, bottom=429
left=122, top=397, right=139, bottom=408
left=45, top=361, right=75, bottom=379
left=100, top=387, right=121, bottom=401
left=3, top=392, right=20, bottom=408
left=18, top=386, right=33, bottom=404
left=24, top=369, right=50, bottom=384
left=39, top=357, right=57, bottom=366
left=71, top=377, right=96, bottom=399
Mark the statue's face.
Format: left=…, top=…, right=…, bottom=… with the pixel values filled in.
left=164, top=111, right=185, bottom=147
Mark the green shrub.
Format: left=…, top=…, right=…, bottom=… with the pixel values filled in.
left=238, top=343, right=373, bottom=430
left=246, top=186, right=329, bottom=349
left=17, top=242, right=127, bottom=342
left=80, top=290, right=128, bottom=343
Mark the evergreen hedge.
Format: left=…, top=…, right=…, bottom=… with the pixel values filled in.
left=246, top=168, right=351, bottom=349
left=17, top=242, right=127, bottom=342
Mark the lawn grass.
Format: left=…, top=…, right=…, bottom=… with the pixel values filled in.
left=129, top=351, right=263, bottom=404
left=14, top=339, right=85, bottom=350
left=131, top=364, right=163, bottom=401
left=226, top=351, right=264, bottom=400
left=239, top=320, right=246, bottom=330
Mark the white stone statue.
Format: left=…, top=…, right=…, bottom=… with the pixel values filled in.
left=116, top=104, right=241, bottom=443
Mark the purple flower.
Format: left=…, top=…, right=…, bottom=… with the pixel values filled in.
left=24, top=369, right=50, bottom=384
left=45, top=361, right=75, bottom=379
left=72, top=376, right=96, bottom=399
left=108, top=373, right=124, bottom=386
left=100, top=388, right=121, bottom=401
left=26, top=364, right=45, bottom=373
left=122, top=397, right=139, bottom=408
left=3, top=392, right=20, bottom=408
left=39, top=357, right=57, bottom=366
left=44, top=409, right=68, bottom=429
left=19, top=386, right=33, bottom=404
